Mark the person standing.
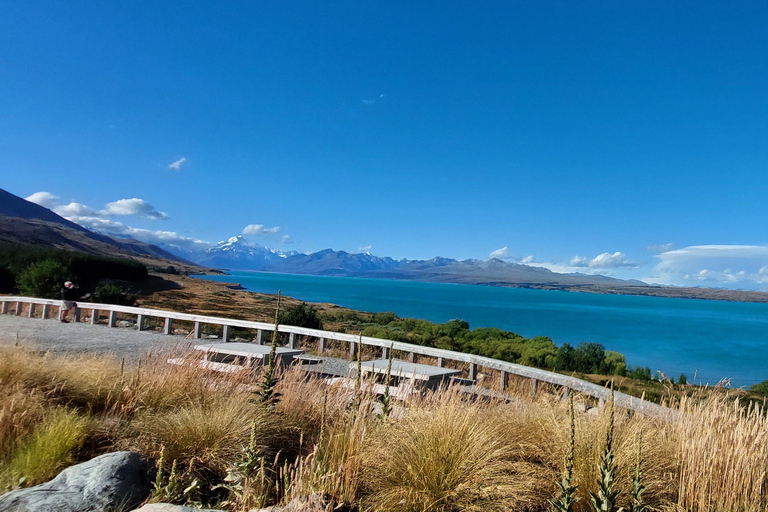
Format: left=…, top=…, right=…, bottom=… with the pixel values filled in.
left=60, top=281, right=79, bottom=323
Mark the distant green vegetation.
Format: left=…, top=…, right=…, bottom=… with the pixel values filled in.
left=749, top=380, right=768, bottom=396
left=0, top=244, right=147, bottom=298
left=278, top=302, right=323, bottom=330
left=324, top=309, right=655, bottom=380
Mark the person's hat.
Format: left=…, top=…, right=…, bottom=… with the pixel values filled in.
left=64, top=281, right=73, bottom=288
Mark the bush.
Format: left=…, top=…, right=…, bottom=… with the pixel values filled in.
left=749, top=380, right=768, bottom=396
left=278, top=303, right=323, bottom=329
left=92, top=283, right=136, bottom=306
left=16, top=259, right=70, bottom=299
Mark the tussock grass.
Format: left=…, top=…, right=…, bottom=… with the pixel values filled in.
left=0, top=407, right=92, bottom=489
left=3, top=344, right=768, bottom=512
left=362, top=390, right=543, bottom=512
left=126, top=396, right=282, bottom=474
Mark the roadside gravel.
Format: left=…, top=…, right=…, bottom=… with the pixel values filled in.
left=0, top=314, right=354, bottom=376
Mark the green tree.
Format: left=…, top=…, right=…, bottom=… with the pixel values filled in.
left=16, top=259, right=70, bottom=299
left=278, top=302, right=323, bottom=329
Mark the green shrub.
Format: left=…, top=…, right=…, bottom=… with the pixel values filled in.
left=92, top=283, right=136, bottom=306
left=278, top=303, right=323, bottom=329
left=749, top=380, right=768, bottom=396
left=16, top=259, right=70, bottom=299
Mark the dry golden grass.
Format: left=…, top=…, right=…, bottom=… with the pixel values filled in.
left=672, top=395, right=768, bottom=512
left=362, top=390, right=540, bottom=512
left=125, top=395, right=280, bottom=474
left=3, top=344, right=768, bottom=512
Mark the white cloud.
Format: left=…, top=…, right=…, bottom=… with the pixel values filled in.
left=242, top=224, right=281, bottom=236
left=362, top=93, right=386, bottom=105
left=168, top=157, right=187, bottom=170
left=102, top=198, right=168, bottom=220
left=280, top=235, right=293, bottom=244
left=489, top=246, right=510, bottom=260
left=589, top=252, right=635, bottom=268
left=520, top=255, right=535, bottom=264
left=68, top=215, right=208, bottom=251
left=54, top=202, right=99, bottom=217
left=357, top=245, right=372, bottom=253
left=647, top=243, right=674, bottom=253
left=25, top=191, right=60, bottom=209
left=654, top=245, right=768, bottom=289
left=570, top=256, right=588, bottom=267
left=570, top=252, right=635, bottom=269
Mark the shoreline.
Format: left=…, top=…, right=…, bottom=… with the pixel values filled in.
left=193, top=268, right=768, bottom=304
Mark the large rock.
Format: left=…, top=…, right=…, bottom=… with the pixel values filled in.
left=130, top=505, right=222, bottom=512
left=0, top=451, right=153, bottom=512
left=250, top=494, right=333, bottom=512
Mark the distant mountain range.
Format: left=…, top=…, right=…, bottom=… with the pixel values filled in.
left=4, top=186, right=768, bottom=303
left=160, top=235, right=644, bottom=289
left=0, top=187, right=199, bottom=271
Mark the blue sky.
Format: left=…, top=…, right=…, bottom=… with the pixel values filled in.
left=3, top=2, right=768, bottom=289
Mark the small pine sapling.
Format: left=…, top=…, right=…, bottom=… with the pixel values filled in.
left=549, top=393, right=578, bottom=512
left=589, top=383, right=623, bottom=512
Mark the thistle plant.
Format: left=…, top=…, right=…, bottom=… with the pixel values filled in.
left=215, top=421, right=273, bottom=510
left=150, top=446, right=201, bottom=505
left=258, top=290, right=281, bottom=405
left=549, top=393, right=578, bottom=512
left=629, top=434, right=647, bottom=512
left=352, top=333, right=363, bottom=409
left=589, top=383, right=623, bottom=512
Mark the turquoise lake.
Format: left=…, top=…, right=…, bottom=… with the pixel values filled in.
left=196, top=271, right=768, bottom=388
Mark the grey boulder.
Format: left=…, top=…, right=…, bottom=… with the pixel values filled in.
left=130, top=505, right=222, bottom=512
left=0, top=451, right=153, bottom=512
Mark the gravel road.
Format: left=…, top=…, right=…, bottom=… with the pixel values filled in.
left=0, top=314, right=354, bottom=376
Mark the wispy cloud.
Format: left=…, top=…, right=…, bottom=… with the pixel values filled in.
left=280, top=235, right=293, bottom=244
left=242, top=224, right=281, bottom=236
left=68, top=215, right=208, bottom=250
left=362, top=93, right=386, bottom=105
left=357, top=245, right=372, bottom=253
left=102, top=198, right=168, bottom=220
left=489, top=246, right=510, bottom=260
left=520, top=255, right=535, bottom=264
left=651, top=245, right=768, bottom=289
left=647, top=243, right=674, bottom=253
left=168, top=157, right=187, bottom=170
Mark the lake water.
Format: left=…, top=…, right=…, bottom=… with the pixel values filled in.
left=196, top=271, right=768, bottom=388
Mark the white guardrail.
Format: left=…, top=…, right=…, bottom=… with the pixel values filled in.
left=0, top=295, right=672, bottom=417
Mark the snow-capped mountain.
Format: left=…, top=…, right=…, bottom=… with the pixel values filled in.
left=192, top=236, right=298, bottom=270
